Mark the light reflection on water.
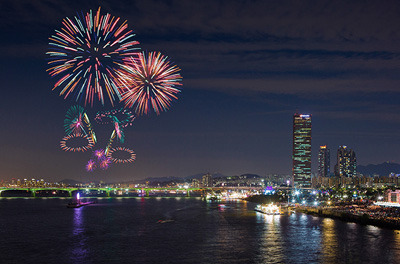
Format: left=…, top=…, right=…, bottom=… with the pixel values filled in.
left=71, top=207, right=90, bottom=263
left=257, top=213, right=284, bottom=264
left=0, top=198, right=400, bottom=263
left=321, top=218, right=339, bottom=263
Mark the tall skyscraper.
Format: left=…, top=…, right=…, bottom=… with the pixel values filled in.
left=318, top=145, right=330, bottom=177
left=335, top=146, right=357, bottom=177
left=292, top=113, right=312, bottom=188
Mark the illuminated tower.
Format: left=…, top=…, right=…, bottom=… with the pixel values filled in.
left=292, top=113, right=312, bottom=188
left=318, top=145, right=330, bottom=177
left=335, top=146, right=356, bottom=177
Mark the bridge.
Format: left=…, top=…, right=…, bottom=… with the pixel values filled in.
left=0, top=186, right=266, bottom=198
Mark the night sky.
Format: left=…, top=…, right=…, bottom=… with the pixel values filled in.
left=1, top=0, right=400, bottom=182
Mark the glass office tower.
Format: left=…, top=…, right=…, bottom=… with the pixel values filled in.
left=293, top=113, right=312, bottom=188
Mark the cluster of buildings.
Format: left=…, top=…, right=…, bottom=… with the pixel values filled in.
left=192, top=173, right=219, bottom=188
left=292, top=113, right=399, bottom=189
left=0, top=178, right=67, bottom=188
left=293, top=113, right=358, bottom=188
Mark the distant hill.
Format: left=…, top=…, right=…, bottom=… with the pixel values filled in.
left=240, top=173, right=261, bottom=178
left=184, top=172, right=229, bottom=180
left=59, top=179, right=83, bottom=185
left=357, top=162, right=400, bottom=176
left=135, top=176, right=184, bottom=184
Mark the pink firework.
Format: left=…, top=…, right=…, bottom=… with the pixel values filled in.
left=86, top=159, right=96, bottom=171
left=121, top=52, right=182, bottom=115
left=114, top=121, right=124, bottom=142
left=94, top=149, right=105, bottom=160
left=99, top=157, right=111, bottom=170
left=70, top=114, right=83, bottom=134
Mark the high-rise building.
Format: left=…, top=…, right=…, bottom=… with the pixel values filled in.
left=318, top=145, right=330, bottom=177
left=335, top=146, right=357, bottom=177
left=292, top=113, right=312, bottom=188
left=202, top=173, right=213, bottom=187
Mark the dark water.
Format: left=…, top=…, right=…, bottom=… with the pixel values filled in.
left=0, top=198, right=399, bottom=264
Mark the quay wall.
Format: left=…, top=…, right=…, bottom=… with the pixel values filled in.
left=296, top=207, right=400, bottom=230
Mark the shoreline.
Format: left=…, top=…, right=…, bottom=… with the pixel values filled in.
left=296, top=206, right=400, bottom=230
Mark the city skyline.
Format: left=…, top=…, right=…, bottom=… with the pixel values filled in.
left=1, top=0, right=400, bottom=182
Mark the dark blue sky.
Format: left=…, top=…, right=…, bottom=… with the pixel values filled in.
left=1, top=0, right=400, bottom=182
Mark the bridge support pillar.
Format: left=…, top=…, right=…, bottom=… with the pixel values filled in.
left=31, top=190, right=36, bottom=198
left=145, top=189, right=149, bottom=197
left=186, top=190, right=190, bottom=197
left=68, top=191, right=72, bottom=197
left=106, top=190, right=110, bottom=197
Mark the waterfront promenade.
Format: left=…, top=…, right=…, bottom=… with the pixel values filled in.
left=296, top=203, right=400, bottom=230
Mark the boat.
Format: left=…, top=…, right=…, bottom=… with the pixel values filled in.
left=255, top=203, right=283, bottom=215
left=67, top=192, right=95, bottom=208
left=66, top=200, right=95, bottom=208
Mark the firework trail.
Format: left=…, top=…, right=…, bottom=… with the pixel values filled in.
left=47, top=7, right=140, bottom=106
left=83, top=113, right=97, bottom=143
left=112, top=116, right=125, bottom=143
left=105, top=130, right=116, bottom=156
left=64, top=105, right=96, bottom=143
left=121, top=52, right=182, bottom=115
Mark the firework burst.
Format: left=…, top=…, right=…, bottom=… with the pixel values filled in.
left=99, top=157, right=112, bottom=170
left=94, top=149, right=105, bottom=160
left=121, top=52, right=182, bottom=115
left=95, top=108, right=135, bottom=127
left=107, top=147, right=136, bottom=163
left=60, top=133, right=94, bottom=152
left=64, top=105, right=86, bottom=135
left=86, top=159, right=96, bottom=171
left=46, top=7, right=140, bottom=106
left=64, top=105, right=96, bottom=143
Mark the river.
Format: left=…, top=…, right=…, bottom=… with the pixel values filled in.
left=0, top=197, right=399, bottom=263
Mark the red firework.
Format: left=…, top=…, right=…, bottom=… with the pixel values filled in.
left=121, top=52, right=182, bottom=115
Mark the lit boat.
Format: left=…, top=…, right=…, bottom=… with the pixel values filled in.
left=66, top=200, right=95, bottom=208
left=255, top=203, right=282, bottom=215
left=206, top=193, right=222, bottom=201
left=67, top=192, right=95, bottom=208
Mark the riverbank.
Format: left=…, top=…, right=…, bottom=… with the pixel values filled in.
left=296, top=206, right=400, bottom=230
